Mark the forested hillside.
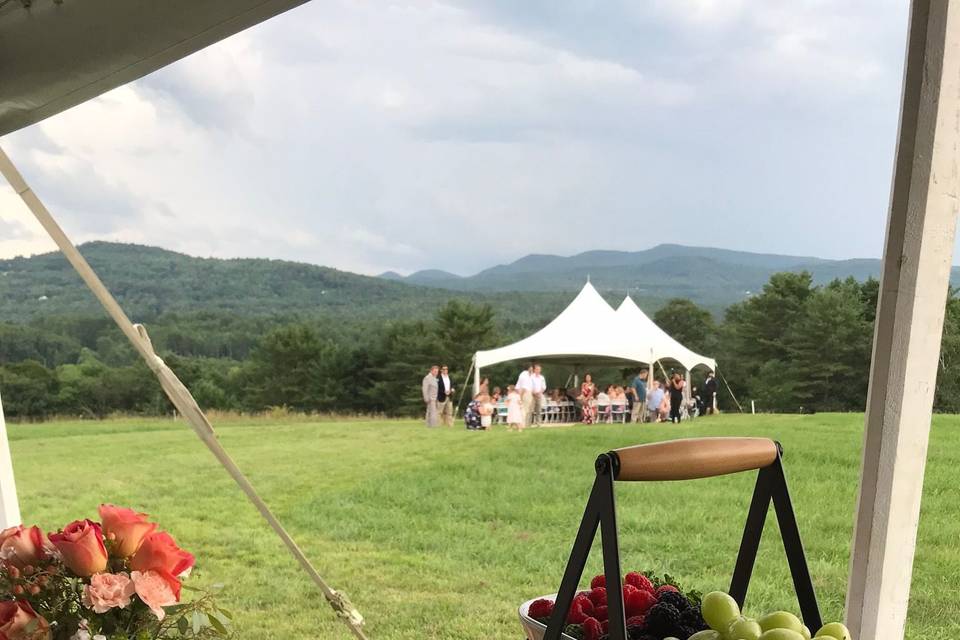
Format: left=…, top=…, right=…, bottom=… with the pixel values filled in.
left=3, top=242, right=960, bottom=419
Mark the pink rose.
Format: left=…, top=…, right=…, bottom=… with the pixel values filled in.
left=131, top=570, right=179, bottom=620
left=130, top=532, right=194, bottom=578
left=0, top=525, right=48, bottom=569
left=81, top=572, right=135, bottom=613
left=97, top=505, right=156, bottom=558
left=48, top=520, right=108, bottom=577
left=0, top=600, right=51, bottom=640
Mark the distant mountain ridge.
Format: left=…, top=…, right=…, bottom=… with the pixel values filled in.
left=4, top=241, right=955, bottom=326
left=378, top=243, right=936, bottom=305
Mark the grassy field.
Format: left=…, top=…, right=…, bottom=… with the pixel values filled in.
left=6, top=414, right=958, bottom=639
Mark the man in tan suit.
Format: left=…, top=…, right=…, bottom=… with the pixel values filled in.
left=422, top=365, right=440, bottom=427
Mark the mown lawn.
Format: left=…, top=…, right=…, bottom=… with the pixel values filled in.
left=6, top=414, right=959, bottom=639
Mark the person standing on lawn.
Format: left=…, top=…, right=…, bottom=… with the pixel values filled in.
left=630, top=369, right=648, bottom=423
left=422, top=365, right=440, bottom=427
left=647, top=380, right=665, bottom=423
left=437, top=364, right=454, bottom=427
left=704, top=371, right=718, bottom=414
left=516, top=363, right=535, bottom=427
left=529, top=363, right=547, bottom=427
left=668, top=371, right=685, bottom=424
left=505, top=384, right=525, bottom=431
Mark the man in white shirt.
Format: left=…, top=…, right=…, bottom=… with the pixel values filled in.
left=516, top=364, right=534, bottom=428
left=530, top=363, right=547, bottom=427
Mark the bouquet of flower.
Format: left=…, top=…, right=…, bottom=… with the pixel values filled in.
left=0, top=505, right=232, bottom=640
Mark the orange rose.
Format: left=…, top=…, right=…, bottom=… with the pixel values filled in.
left=48, top=520, right=108, bottom=577
left=0, top=600, right=51, bottom=640
left=130, top=532, right=194, bottom=578
left=0, top=525, right=48, bottom=569
left=98, top=505, right=157, bottom=558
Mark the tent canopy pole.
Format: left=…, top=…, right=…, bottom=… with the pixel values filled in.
left=0, top=389, right=20, bottom=530
left=846, top=1, right=960, bottom=637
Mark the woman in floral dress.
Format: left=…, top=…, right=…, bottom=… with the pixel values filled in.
left=580, top=373, right=596, bottom=424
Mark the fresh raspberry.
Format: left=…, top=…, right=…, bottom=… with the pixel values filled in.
left=593, top=605, right=608, bottom=621
left=626, top=615, right=646, bottom=627
left=582, top=616, right=603, bottom=640
left=574, top=593, right=595, bottom=616
left=567, top=599, right=589, bottom=624
left=656, top=584, right=679, bottom=595
left=588, top=586, right=607, bottom=607
left=624, top=588, right=657, bottom=617
left=528, top=598, right=554, bottom=620
left=601, top=620, right=609, bottom=634
left=590, top=574, right=606, bottom=589
left=622, top=583, right=639, bottom=598
left=625, top=572, right=655, bottom=594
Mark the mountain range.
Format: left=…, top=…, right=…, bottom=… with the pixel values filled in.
left=379, top=244, right=909, bottom=305
left=1, top=242, right=951, bottom=325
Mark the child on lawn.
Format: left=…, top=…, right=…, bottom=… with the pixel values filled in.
left=506, top=384, right=524, bottom=431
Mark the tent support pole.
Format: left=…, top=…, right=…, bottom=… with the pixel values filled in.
left=0, top=389, right=20, bottom=530
left=0, top=147, right=369, bottom=640
left=455, top=357, right=476, bottom=417
left=847, top=2, right=960, bottom=637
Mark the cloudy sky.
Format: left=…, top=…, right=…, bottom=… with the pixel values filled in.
left=0, top=0, right=920, bottom=276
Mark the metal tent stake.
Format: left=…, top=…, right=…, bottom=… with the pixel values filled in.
left=544, top=439, right=822, bottom=640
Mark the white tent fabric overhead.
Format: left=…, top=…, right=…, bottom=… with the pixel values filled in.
left=473, top=282, right=716, bottom=380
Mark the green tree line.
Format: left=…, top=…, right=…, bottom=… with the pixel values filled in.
left=3, top=271, right=960, bottom=419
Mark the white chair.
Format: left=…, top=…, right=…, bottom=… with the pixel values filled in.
left=611, top=401, right=627, bottom=423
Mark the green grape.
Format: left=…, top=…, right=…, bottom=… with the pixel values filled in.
left=727, top=616, right=762, bottom=640
left=759, top=630, right=804, bottom=640
left=815, top=622, right=852, bottom=640
left=701, top=591, right=741, bottom=631
left=800, top=625, right=811, bottom=640
left=688, top=631, right=722, bottom=640
left=758, top=611, right=803, bottom=633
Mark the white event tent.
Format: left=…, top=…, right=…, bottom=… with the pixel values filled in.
left=472, top=282, right=715, bottom=393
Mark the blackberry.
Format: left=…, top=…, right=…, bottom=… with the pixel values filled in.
left=657, top=590, right=691, bottom=611
left=644, top=602, right=682, bottom=636
left=680, top=604, right=708, bottom=631
left=626, top=622, right=648, bottom=640
left=564, top=623, right=585, bottom=639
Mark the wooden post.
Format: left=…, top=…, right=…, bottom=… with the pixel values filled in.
left=0, top=390, right=21, bottom=529
left=846, top=2, right=960, bottom=638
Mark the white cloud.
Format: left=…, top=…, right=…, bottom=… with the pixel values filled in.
left=0, top=0, right=926, bottom=276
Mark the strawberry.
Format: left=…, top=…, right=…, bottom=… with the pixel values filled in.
left=625, top=572, right=655, bottom=593
left=528, top=598, right=554, bottom=620
left=624, top=587, right=657, bottom=617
